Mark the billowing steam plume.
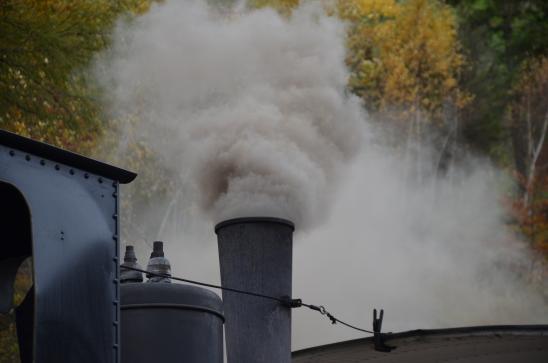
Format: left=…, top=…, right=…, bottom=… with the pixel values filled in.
left=96, top=0, right=547, bottom=350
left=97, top=0, right=364, bottom=229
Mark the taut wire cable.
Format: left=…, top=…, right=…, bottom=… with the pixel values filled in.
left=121, top=265, right=375, bottom=334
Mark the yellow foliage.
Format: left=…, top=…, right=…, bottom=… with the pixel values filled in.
left=0, top=317, right=19, bottom=363
left=513, top=56, right=548, bottom=102
left=337, top=0, right=400, bottom=21
left=245, top=0, right=468, bottom=123
left=248, top=0, right=300, bottom=16
left=340, top=0, right=467, bottom=122
left=0, top=0, right=156, bottom=155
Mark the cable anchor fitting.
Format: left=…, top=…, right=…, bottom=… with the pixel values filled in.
left=281, top=296, right=303, bottom=308
left=372, top=308, right=396, bottom=353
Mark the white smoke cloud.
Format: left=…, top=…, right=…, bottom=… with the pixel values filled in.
left=293, top=145, right=547, bottom=348
left=97, top=0, right=364, bottom=229
left=96, top=0, right=547, bottom=352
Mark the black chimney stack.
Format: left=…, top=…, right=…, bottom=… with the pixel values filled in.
left=215, top=217, right=294, bottom=363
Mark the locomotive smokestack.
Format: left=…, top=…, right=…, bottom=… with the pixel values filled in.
left=215, top=217, right=294, bottom=363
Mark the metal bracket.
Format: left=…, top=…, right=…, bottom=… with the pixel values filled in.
left=373, top=309, right=396, bottom=352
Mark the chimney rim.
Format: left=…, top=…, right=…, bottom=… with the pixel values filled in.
left=215, top=217, right=295, bottom=234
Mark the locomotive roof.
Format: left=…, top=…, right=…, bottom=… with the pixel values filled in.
left=292, top=325, right=548, bottom=362
left=0, top=129, right=136, bottom=183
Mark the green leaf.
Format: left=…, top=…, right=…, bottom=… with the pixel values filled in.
left=471, top=0, right=489, bottom=11
left=489, top=16, right=503, bottom=28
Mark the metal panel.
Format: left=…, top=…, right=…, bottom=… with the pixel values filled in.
left=0, top=129, right=136, bottom=184
left=0, top=144, right=123, bottom=363
left=120, top=283, right=224, bottom=363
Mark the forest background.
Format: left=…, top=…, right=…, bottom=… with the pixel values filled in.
left=1, top=0, right=547, bottom=360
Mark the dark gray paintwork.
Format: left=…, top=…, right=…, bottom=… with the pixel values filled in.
left=120, top=283, right=224, bottom=363
left=216, top=217, right=295, bottom=363
left=0, top=133, right=136, bottom=362
left=0, top=130, right=136, bottom=183
left=292, top=325, right=548, bottom=362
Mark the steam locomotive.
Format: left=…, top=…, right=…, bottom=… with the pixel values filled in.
left=0, top=129, right=293, bottom=363
left=2, top=129, right=547, bottom=363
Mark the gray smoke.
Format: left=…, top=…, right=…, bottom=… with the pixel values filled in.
left=97, top=0, right=364, bottom=229
left=96, top=0, right=547, bottom=352
left=293, top=146, right=547, bottom=348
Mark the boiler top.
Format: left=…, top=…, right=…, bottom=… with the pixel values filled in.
left=120, top=282, right=224, bottom=363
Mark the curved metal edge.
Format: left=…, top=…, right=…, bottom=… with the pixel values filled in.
left=0, top=129, right=137, bottom=184
left=381, top=324, right=548, bottom=340
left=0, top=179, right=36, bottom=360
left=121, top=303, right=225, bottom=322
left=215, top=217, right=295, bottom=234
left=292, top=324, right=548, bottom=356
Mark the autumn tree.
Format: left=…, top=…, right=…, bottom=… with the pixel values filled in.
left=248, top=0, right=467, bottom=121
left=509, top=57, right=548, bottom=203
left=448, top=0, right=548, bottom=161
left=335, top=0, right=467, bottom=177
left=351, top=0, right=465, bottom=116
left=0, top=1, right=154, bottom=361
left=247, top=0, right=300, bottom=15
left=0, top=0, right=153, bottom=154
left=249, top=0, right=467, bottom=171
left=505, top=57, right=548, bottom=265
